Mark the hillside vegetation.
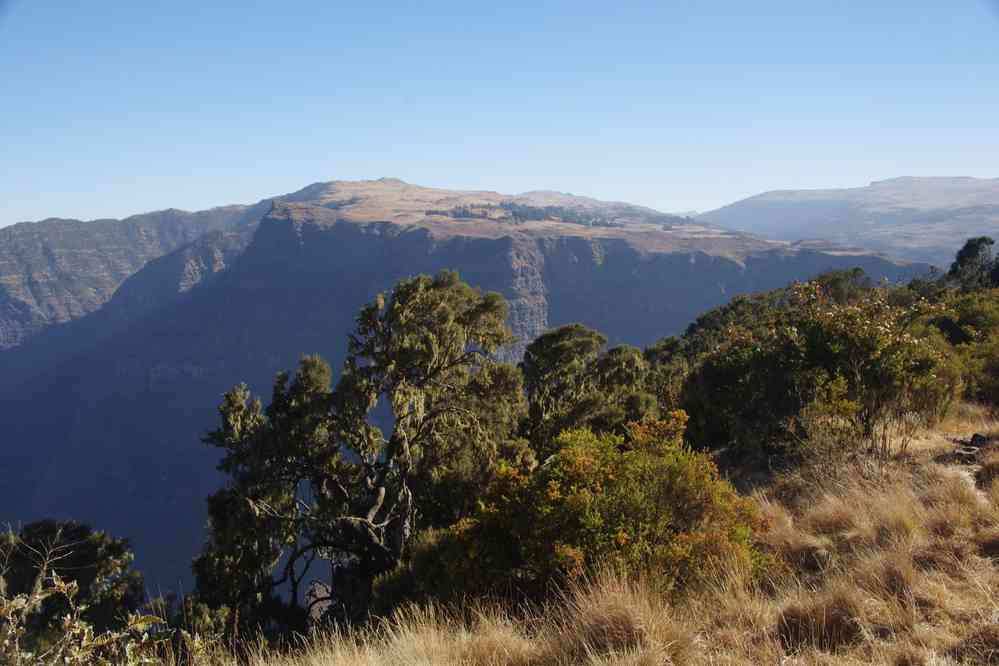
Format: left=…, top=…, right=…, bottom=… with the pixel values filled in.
left=164, top=422, right=999, bottom=665
left=5, top=237, right=999, bottom=665
left=0, top=184, right=926, bottom=590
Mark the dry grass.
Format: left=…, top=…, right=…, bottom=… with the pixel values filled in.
left=168, top=411, right=999, bottom=666
left=947, top=624, right=999, bottom=664
left=977, top=451, right=999, bottom=488
left=936, top=402, right=999, bottom=440
left=777, top=585, right=865, bottom=651
left=536, top=574, right=695, bottom=665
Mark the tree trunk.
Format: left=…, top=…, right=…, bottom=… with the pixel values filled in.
left=329, top=558, right=375, bottom=626
left=325, top=483, right=414, bottom=625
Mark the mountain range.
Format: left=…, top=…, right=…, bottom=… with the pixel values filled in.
left=0, top=178, right=932, bottom=587
left=700, top=176, right=999, bottom=266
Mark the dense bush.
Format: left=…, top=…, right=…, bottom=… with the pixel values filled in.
left=1, top=521, right=145, bottom=636
left=929, top=287, right=999, bottom=408
left=396, top=412, right=762, bottom=603
left=0, top=526, right=162, bottom=665
left=520, top=325, right=659, bottom=457
left=679, top=279, right=961, bottom=459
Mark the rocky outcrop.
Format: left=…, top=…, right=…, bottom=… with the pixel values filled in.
left=0, top=206, right=255, bottom=349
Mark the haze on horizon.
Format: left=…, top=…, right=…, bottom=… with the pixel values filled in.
left=1, top=0, right=998, bottom=226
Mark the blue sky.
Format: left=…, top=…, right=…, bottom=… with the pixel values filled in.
left=1, top=1, right=998, bottom=225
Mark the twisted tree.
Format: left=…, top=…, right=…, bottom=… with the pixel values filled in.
left=194, top=271, right=515, bottom=630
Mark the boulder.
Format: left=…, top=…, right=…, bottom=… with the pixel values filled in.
left=970, top=433, right=991, bottom=448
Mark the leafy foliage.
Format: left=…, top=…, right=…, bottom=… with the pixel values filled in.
left=194, top=270, right=518, bottom=631
left=1, top=521, right=145, bottom=636
left=414, top=413, right=760, bottom=601
left=928, top=287, right=999, bottom=406
left=520, top=324, right=658, bottom=457
left=678, top=277, right=960, bottom=459
left=949, top=236, right=997, bottom=292
left=0, top=526, right=163, bottom=666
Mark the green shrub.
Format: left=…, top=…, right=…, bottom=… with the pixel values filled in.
left=0, top=528, right=164, bottom=665
left=520, top=325, right=659, bottom=456
left=408, top=412, right=762, bottom=602
left=1, top=521, right=146, bottom=641
left=953, top=330, right=999, bottom=410
left=681, top=281, right=961, bottom=459
left=924, top=285, right=999, bottom=410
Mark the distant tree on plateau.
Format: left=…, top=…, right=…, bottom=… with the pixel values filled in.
left=949, top=236, right=996, bottom=291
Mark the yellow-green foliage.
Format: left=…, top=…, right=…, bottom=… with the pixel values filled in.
left=931, top=288, right=999, bottom=400
left=0, top=530, right=165, bottom=666
left=420, top=412, right=761, bottom=600
left=682, top=279, right=962, bottom=458
left=793, top=283, right=962, bottom=455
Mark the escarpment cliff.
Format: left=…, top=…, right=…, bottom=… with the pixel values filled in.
left=0, top=226, right=256, bottom=390
left=0, top=205, right=261, bottom=350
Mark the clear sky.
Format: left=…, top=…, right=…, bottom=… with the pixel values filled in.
left=1, top=1, right=998, bottom=225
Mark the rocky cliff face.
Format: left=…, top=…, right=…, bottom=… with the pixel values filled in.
left=0, top=206, right=256, bottom=349
left=0, top=226, right=256, bottom=391
left=0, top=198, right=929, bottom=588
left=0, top=177, right=699, bottom=355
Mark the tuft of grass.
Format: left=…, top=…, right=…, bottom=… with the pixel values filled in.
left=803, top=493, right=857, bottom=537
left=891, top=645, right=928, bottom=666
left=776, top=586, right=864, bottom=651
left=537, top=573, right=695, bottom=666
left=936, top=401, right=998, bottom=438
left=948, top=624, right=999, bottom=664
left=977, top=451, right=999, bottom=488
left=858, top=550, right=917, bottom=603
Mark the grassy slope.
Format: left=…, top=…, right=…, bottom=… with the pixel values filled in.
left=176, top=405, right=999, bottom=666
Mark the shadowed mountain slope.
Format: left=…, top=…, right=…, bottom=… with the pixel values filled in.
left=0, top=177, right=731, bottom=356
left=0, top=205, right=266, bottom=350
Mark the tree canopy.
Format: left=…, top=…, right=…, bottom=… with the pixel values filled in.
left=194, top=270, right=518, bottom=629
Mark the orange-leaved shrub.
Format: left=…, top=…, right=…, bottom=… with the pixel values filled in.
left=384, top=411, right=762, bottom=604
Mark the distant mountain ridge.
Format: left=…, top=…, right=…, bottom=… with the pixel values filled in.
left=0, top=204, right=265, bottom=350
left=0, top=176, right=834, bottom=355
left=0, top=178, right=709, bottom=353
left=0, top=178, right=919, bottom=390
left=0, top=178, right=930, bottom=588
left=699, top=176, right=999, bottom=266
